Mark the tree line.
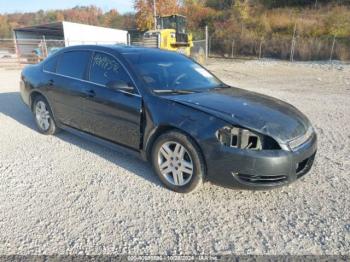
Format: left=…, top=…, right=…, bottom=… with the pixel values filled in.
left=0, top=6, right=135, bottom=38
left=0, top=0, right=349, bottom=40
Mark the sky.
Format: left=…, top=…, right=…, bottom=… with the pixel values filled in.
left=0, top=0, right=134, bottom=14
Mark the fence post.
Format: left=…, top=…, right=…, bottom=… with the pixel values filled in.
left=127, top=33, right=131, bottom=46
left=12, top=31, right=21, bottom=64
left=157, top=34, right=161, bottom=48
left=42, top=35, right=48, bottom=58
left=258, top=38, right=263, bottom=60
left=231, top=40, right=235, bottom=58
left=205, top=26, right=208, bottom=61
left=209, top=36, right=212, bottom=57
left=290, top=22, right=297, bottom=62
left=330, top=35, right=336, bottom=62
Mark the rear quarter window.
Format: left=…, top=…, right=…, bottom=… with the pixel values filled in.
left=43, top=54, right=59, bottom=73
left=57, top=50, right=91, bottom=79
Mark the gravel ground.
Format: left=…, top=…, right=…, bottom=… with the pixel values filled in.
left=0, top=59, right=349, bottom=255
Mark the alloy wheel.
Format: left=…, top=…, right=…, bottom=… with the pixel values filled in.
left=157, top=141, right=194, bottom=186
left=35, top=101, right=50, bottom=131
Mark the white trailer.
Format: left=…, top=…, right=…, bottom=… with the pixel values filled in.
left=62, top=21, right=128, bottom=46
left=13, top=21, right=128, bottom=58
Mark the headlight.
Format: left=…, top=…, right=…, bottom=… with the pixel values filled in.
left=216, top=126, right=280, bottom=150
left=288, top=126, right=314, bottom=151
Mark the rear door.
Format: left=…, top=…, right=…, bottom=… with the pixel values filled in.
left=82, top=51, right=142, bottom=149
left=47, top=50, right=92, bottom=129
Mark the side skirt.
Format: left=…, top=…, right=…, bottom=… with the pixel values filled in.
left=58, top=124, right=145, bottom=161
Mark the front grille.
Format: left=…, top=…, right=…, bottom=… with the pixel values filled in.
left=289, top=127, right=314, bottom=151
left=236, top=173, right=288, bottom=185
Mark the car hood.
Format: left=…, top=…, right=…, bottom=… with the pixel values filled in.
left=164, top=87, right=311, bottom=143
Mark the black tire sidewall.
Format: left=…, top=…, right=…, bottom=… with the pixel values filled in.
left=33, top=96, right=57, bottom=135
left=151, top=131, right=205, bottom=193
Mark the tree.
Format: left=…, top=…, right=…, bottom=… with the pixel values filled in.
left=205, top=0, right=233, bottom=10
left=182, top=0, right=216, bottom=30
left=122, top=12, right=137, bottom=29
left=103, top=9, right=124, bottom=28
left=0, top=15, right=11, bottom=38
left=326, top=5, right=350, bottom=37
left=63, top=6, right=103, bottom=25
left=134, top=0, right=180, bottom=31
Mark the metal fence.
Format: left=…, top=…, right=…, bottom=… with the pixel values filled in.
left=0, top=38, right=66, bottom=66
left=190, top=40, right=207, bottom=64
left=0, top=39, right=19, bottom=68
left=208, top=34, right=350, bottom=62
left=1, top=33, right=208, bottom=68
left=0, top=38, right=130, bottom=67
left=2, top=27, right=350, bottom=69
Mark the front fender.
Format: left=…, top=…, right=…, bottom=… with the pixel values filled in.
left=141, top=96, right=228, bottom=160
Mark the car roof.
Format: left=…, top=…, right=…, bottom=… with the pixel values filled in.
left=59, top=44, right=174, bottom=56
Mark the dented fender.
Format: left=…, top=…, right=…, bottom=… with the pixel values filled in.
left=141, top=95, right=228, bottom=160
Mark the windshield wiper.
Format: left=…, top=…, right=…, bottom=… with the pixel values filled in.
left=153, top=89, right=197, bottom=94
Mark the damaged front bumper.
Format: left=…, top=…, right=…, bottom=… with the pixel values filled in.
left=205, top=132, right=317, bottom=189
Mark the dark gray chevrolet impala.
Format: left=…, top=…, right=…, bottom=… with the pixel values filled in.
left=20, top=45, right=317, bottom=193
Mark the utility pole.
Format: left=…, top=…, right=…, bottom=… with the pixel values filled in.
left=205, top=25, right=208, bottom=61
left=330, top=35, right=336, bottom=62
left=153, top=0, right=157, bottom=30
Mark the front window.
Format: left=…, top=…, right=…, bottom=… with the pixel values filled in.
left=123, top=51, right=222, bottom=93
left=89, top=52, right=132, bottom=86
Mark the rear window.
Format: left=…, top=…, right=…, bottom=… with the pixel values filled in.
left=57, top=51, right=90, bottom=79
left=43, top=54, right=59, bottom=73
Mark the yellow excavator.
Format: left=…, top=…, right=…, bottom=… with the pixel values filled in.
left=144, top=14, right=193, bottom=56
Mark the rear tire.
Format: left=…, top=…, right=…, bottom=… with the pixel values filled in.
left=33, top=96, right=59, bottom=135
left=151, top=131, right=205, bottom=193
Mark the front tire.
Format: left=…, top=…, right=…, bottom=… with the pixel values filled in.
left=151, top=131, right=205, bottom=193
left=33, top=96, right=59, bottom=135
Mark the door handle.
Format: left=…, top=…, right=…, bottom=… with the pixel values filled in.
left=48, top=79, right=54, bottom=86
left=84, top=89, right=96, bottom=98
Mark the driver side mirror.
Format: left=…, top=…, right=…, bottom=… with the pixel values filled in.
left=106, top=80, right=134, bottom=93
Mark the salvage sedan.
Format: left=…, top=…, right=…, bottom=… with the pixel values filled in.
left=20, top=45, right=317, bottom=193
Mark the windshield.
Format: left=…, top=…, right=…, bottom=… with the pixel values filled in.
left=158, top=16, right=176, bottom=30
left=176, top=16, right=186, bottom=34
left=123, top=51, right=222, bottom=92
left=158, top=16, right=187, bottom=34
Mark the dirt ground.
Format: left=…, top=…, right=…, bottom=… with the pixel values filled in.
left=0, top=59, right=349, bottom=255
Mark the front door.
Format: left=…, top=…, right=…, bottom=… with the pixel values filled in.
left=82, top=51, right=142, bottom=149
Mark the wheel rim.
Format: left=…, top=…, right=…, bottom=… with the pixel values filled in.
left=157, top=141, right=193, bottom=186
left=35, top=101, right=50, bottom=131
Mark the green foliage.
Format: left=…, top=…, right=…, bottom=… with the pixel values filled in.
left=0, top=15, right=11, bottom=38
left=205, top=0, right=234, bottom=10
left=260, top=0, right=348, bottom=8
left=0, top=1, right=350, bottom=43
left=325, top=6, right=350, bottom=36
